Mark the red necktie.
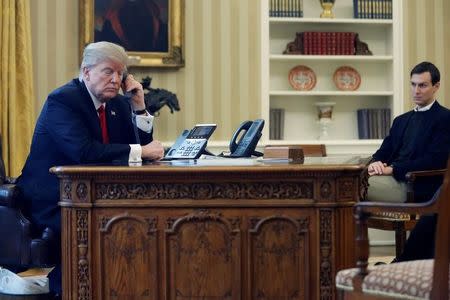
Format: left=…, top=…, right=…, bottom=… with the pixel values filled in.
left=97, top=105, right=109, bottom=144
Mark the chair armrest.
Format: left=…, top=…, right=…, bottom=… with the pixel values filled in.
left=356, top=196, right=438, bottom=217
left=31, top=228, right=57, bottom=266
left=405, top=169, right=446, bottom=202
left=405, top=169, right=447, bottom=182
left=0, top=183, right=21, bottom=207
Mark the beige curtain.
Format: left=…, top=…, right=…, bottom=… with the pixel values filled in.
left=0, top=0, right=35, bottom=177
left=403, top=0, right=450, bottom=110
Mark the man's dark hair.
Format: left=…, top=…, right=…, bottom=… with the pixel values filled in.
left=410, top=61, right=440, bottom=85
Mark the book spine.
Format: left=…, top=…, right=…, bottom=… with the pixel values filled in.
left=275, top=0, right=279, bottom=17
left=317, top=32, right=322, bottom=55
left=357, top=109, right=369, bottom=139
left=288, top=0, right=295, bottom=18
left=367, top=109, right=374, bottom=139
left=376, top=109, right=383, bottom=139
left=313, top=32, right=319, bottom=55
left=321, top=32, right=327, bottom=55
left=300, top=0, right=303, bottom=17
left=304, top=32, right=310, bottom=55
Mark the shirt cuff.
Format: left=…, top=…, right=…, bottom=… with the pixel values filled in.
left=135, top=112, right=154, bottom=133
left=129, top=144, right=142, bottom=163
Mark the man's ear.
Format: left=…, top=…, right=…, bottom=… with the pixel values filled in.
left=82, top=67, right=90, bottom=81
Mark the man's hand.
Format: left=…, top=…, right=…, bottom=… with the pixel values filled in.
left=122, top=74, right=146, bottom=111
left=141, top=140, right=164, bottom=161
left=368, top=161, right=393, bottom=176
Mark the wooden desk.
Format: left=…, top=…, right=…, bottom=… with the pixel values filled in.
left=52, top=157, right=368, bottom=300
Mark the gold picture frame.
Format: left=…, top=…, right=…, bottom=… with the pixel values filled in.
left=79, top=0, right=184, bottom=68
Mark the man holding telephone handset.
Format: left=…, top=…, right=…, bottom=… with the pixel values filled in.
left=16, top=41, right=164, bottom=298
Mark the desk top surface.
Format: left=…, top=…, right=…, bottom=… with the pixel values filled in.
left=51, top=155, right=370, bottom=176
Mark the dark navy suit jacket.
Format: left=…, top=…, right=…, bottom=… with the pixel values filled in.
left=17, top=79, right=153, bottom=235
left=372, top=101, right=450, bottom=199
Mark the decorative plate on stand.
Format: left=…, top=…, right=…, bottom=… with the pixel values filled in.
left=333, top=66, right=361, bottom=91
left=288, top=65, right=317, bottom=91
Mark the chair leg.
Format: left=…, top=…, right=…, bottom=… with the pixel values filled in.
left=394, top=223, right=407, bottom=257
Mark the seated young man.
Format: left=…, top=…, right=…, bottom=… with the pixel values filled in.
left=367, top=62, right=450, bottom=203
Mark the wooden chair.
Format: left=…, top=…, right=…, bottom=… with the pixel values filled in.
left=336, top=155, right=450, bottom=299
left=367, top=168, right=446, bottom=257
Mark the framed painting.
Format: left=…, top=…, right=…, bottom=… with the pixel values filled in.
left=79, top=0, right=184, bottom=67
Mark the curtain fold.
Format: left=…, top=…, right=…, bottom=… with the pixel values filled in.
left=0, top=0, right=35, bottom=177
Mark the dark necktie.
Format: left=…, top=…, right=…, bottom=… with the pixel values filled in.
left=97, top=105, right=109, bottom=144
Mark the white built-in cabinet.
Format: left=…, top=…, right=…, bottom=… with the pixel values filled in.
left=260, top=0, right=404, bottom=155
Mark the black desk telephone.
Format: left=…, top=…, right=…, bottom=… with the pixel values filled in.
left=165, top=119, right=264, bottom=159
left=227, top=119, right=264, bottom=157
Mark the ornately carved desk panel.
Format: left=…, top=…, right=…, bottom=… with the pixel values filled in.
left=52, top=158, right=368, bottom=300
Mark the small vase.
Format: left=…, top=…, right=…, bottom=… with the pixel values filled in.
left=315, top=102, right=336, bottom=140
left=319, top=0, right=336, bottom=18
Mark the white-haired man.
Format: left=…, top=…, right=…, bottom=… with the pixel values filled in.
left=16, top=41, right=164, bottom=298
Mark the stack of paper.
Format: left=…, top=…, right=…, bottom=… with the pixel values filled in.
left=0, top=267, right=51, bottom=295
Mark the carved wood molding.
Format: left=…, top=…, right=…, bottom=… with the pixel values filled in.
left=319, top=209, right=333, bottom=299
left=249, top=215, right=310, bottom=299
left=98, top=213, right=159, bottom=298
left=96, top=182, right=313, bottom=200
left=76, top=182, right=88, bottom=201
left=99, top=213, right=157, bottom=235
left=166, top=209, right=240, bottom=232
left=360, top=169, right=370, bottom=200
left=76, top=209, right=90, bottom=300
left=319, top=180, right=333, bottom=199
left=249, top=215, right=309, bottom=233
left=165, top=209, right=241, bottom=298
left=338, top=177, right=355, bottom=200
left=62, top=180, right=72, bottom=200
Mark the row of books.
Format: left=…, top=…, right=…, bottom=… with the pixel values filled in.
left=302, top=32, right=356, bottom=55
left=357, top=108, right=391, bottom=139
left=353, top=0, right=392, bottom=19
left=269, top=108, right=285, bottom=140
left=269, top=0, right=303, bottom=17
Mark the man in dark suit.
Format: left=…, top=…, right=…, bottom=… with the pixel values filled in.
left=367, top=61, right=450, bottom=203
left=16, top=41, right=164, bottom=297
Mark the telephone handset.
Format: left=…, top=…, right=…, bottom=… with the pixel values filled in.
left=228, top=119, right=264, bottom=157
left=165, top=124, right=217, bottom=159
left=121, top=72, right=138, bottom=97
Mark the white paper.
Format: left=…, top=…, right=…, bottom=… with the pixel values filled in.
left=0, top=267, right=49, bottom=295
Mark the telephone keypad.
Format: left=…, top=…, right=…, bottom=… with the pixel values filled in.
left=172, top=139, right=207, bottom=159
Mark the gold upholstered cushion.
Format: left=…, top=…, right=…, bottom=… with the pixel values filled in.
left=336, top=260, right=444, bottom=299
left=371, top=211, right=413, bottom=221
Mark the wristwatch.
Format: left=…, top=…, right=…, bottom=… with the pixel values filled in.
left=134, top=109, right=147, bottom=115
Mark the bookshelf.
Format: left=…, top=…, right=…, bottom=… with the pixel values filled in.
left=261, top=0, right=404, bottom=155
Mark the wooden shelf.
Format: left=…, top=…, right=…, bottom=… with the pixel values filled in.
left=270, top=91, right=394, bottom=96
left=270, top=55, right=394, bottom=61
left=269, top=17, right=393, bottom=24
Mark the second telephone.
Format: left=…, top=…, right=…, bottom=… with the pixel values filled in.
left=227, top=119, right=264, bottom=157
